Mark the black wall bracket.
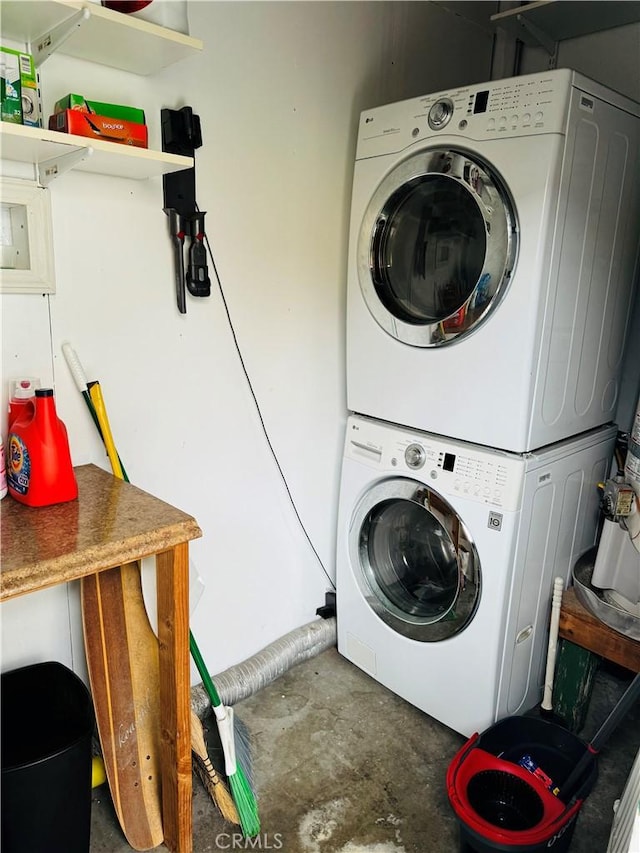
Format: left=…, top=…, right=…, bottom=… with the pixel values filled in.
left=161, top=106, right=211, bottom=314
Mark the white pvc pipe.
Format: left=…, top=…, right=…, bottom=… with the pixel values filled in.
left=541, top=576, right=564, bottom=713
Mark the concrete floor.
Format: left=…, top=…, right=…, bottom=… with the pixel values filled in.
left=90, top=647, right=640, bottom=853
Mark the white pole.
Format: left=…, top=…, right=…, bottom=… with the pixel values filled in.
left=541, top=576, right=564, bottom=715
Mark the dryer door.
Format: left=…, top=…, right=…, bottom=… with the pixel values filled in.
left=358, top=148, right=517, bottom=347
left=350, top=478, right=481, bottom=641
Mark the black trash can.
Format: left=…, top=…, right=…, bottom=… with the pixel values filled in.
left=1, top=661, right=94, bottom=853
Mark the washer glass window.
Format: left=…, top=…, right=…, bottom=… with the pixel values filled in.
left=365, top=497, right=459, bottom=617
left=351, top=478, right=481, bottom=642
left=358, top=148, right=518, bottom=347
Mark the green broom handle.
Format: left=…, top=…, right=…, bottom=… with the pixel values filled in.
left=190, top=631, right=223, bottom=709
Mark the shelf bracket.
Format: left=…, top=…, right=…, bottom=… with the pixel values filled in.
left=30, top=8, right=91, bottom=69
left=38, top=147, right=94, bottom=187
left=514, top=13, right=558, bottom=57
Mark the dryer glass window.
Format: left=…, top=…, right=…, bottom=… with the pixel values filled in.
left=373, top=176, right=486, bottom=325
left=363, top=497, right=459, bottom=619
left=358, top=148, right=517, bottom=347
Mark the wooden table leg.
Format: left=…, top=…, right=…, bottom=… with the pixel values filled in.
left=156, top=543, right=192, bottom=853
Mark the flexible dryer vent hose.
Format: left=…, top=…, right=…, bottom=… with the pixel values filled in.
left=191, top=617, right=337, bottom=717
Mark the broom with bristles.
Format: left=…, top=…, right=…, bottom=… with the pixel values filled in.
left=191, top=709, right=240, bottom=825
left=190, top=633, right=260, bottom=837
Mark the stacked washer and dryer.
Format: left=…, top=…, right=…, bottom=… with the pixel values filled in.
left=336, top=69, right=640, bottom=737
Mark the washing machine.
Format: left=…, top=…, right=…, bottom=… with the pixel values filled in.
left=336, top=414, right=616, bottom=737
left=346, top=69, right=640, bottom=453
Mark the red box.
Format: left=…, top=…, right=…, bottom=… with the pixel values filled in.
left=48, top=109, right=148, bottom=148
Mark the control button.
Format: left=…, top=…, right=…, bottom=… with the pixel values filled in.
left=458, top=119, right=468, bottom=130
left=483, top=487, right=490, bottom=496
left=428, top=98, right=454, bottom=131
left=405, top=443, right=426, bottom=469
left=523, top=112, right=531, bottom=124
left=535, top=111, right=543, bottom=123
left=511, top=114, right=518, bottom=124
left=487, top=118, right=496, bottom=131
left=473, top=485, right=481, bottom=495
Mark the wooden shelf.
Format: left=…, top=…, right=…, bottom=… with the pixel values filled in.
left=0, top=122, right=193, bottom=182
left=559, top=587, right=640, bottom=673
left=491, top=1, right=640, bottom=50
left=0, top=0, right=203, bottom=75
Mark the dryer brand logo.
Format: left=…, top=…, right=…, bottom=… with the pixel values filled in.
left=488, top=511, right=503, bottom=531
left=579, top=96, right=594, bottom=113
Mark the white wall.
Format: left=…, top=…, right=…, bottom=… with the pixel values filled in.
left=1, top=1, right=495, bottom=678
left=519, top=22, right=640, bottom=103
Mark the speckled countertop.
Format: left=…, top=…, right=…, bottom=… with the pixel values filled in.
left=1, top=464, right=202, bottom=600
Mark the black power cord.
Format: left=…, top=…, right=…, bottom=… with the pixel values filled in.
left=199, top=217, right=336, bottom=592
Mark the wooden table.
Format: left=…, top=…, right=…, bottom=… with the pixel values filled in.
left=1, top=464, right=202, bottom=853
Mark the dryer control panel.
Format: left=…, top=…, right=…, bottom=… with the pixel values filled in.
left=356, top=68, right=579, bottom=159
left=345, top=417, right=526, bottom=511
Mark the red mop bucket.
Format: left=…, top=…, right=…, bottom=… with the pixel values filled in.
left=447, top=674, right=640, bottom=853
left=447, top=716, right=597, bottom=852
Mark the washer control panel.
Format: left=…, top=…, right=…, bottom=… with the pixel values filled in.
left=346, top=418, right=525, bottom=511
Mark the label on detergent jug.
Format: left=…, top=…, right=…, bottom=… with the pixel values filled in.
left=0, top=440, right=7, bottom=499
left=7, top=433, right=30, bottom=495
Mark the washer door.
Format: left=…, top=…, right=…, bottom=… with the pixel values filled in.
left=350, top=478, right=481, bottom=642
left=357, top=148, right=518, bottom=347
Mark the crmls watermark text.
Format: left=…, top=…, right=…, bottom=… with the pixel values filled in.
left=214, top=834, right=284, bottom=850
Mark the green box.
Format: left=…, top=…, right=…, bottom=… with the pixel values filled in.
left=1, top=47, right=39, bottom=127
left=53, top=93, right=146, bottom=124
left=1, top=47, right=23, bottom=124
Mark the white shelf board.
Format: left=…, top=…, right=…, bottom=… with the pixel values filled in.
left=0, top=122, right=193, bottom=181
left=491, top=0, right=640, bottom=47
left=0, top=0, right=203, bottom=75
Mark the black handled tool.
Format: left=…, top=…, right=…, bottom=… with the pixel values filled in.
left=186, top=211, right=210, bottom=298
left=558, top=672, right=640, bottom=803
left=165, top=207, right=187, bottom=314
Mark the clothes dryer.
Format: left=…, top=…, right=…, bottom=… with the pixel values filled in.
left=346, top=69, right=640, bottom=452
left=336, top=414, right=616, bottom=737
